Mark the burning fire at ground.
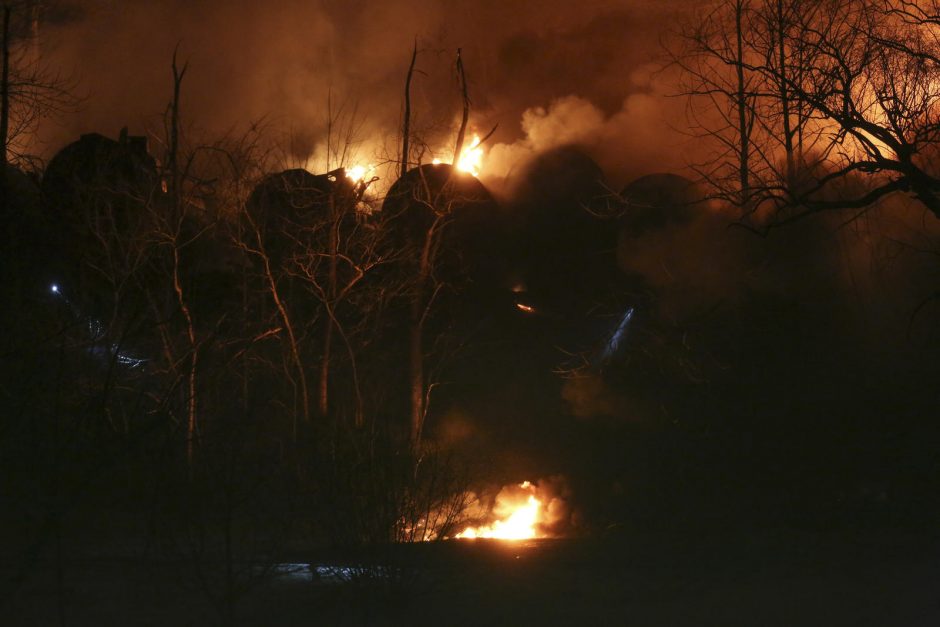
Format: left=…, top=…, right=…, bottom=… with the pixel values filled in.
left=453, top=479, right=567, bottom=541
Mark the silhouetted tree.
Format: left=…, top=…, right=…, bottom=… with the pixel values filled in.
left=675, top=0, right=940, bottom=227
left=672, top=0, right=759, bottom=207
left=0, top=1, right=73, bottom=168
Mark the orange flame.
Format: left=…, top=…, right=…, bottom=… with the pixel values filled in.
left=432, top=133, right=484, bottom=177
left=454, top=481, right=546, bottom=540
left=456, top=134, right=483, bottom=177
left=345, top=164, right=372, bottom=183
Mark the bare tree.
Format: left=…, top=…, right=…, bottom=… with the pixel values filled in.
left=391, top=46, right=490, bottom=451
left=675, top=0, right=940, bottom=227
left=162, top=48, right=202, bottom=468
left=2, top=5, right=11, bottom=170
left=0, top=1, right=74, bottom=168
left=235, top=195, right=312, bottom=439
left=672, top=0, right=760, bottom=208
left=400, top=39, right=417, bottom=179
left=748, top=0, right=819, bottom=183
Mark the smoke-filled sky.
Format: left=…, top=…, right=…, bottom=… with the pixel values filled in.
left=37, top=0, right=692, bottom=186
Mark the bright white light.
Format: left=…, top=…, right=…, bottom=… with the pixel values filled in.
left=50, top=284, right=59, bottom=294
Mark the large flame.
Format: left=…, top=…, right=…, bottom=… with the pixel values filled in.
left=432, top=133, right=484, bottom=177
left=454, top=480, right=546, bottom=540
left=456, top=134, right=483, bottom=177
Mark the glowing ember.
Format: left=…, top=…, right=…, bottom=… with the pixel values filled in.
left=455, top=481, right=544, bottom=540
left=516, top=303, right=536, bottom=314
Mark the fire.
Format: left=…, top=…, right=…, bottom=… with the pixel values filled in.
left=431, top=133, right=484, bottom=177
left=454, top=480, right=546, bottom=540
left=345, top=164, right=371, bottom=182
left=456, top=134, right=483, bottom=177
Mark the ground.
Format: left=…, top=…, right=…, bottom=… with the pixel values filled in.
left=3, top=527, right=939, bottom=626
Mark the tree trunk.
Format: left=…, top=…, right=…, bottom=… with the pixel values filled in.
left=319, top=197, right=339, bottom=417
left=907, top=167, right=940, bottom=220
left=401, top=40, right=417, bottom=179
left=409, top=219, right=438, bottom=450
left=167, top=50, right=198, bottom=470
left=452, top=48, right=470, bottom=165
left=0, top=5, right=10, bottom=170
left=258, top=242, right=309, bottom=438
left=169, top=48, right=187, bottom=207
left=173, top=246, right=199, bottom=470
left=776, top=0, right=795, bottom=183
left=735, top=0, right=751, bottom=205
left=409, top=293, right=425, bottom=449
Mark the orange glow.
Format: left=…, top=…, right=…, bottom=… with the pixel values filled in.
left=456, top=134, right=483, bottom=176
left=516, top=303, right=535, bottom=313
left=454, top=481, right=545, bottom=540
left=346, top=164, right=372, bottom=182
left=432, top=133, right=484, bottom=177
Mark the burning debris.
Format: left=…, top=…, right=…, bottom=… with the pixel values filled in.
left=452, top=477, right=573, bottom=541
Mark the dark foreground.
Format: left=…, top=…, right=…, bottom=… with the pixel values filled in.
left=4, top=528, right=939, bottom=626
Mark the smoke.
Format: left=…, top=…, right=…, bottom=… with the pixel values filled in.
left=561, top=374, right=638, bottom=422
left=528, top=475, right=576, bottom=537
left=30, top=0, right=690, bottom=181
left=434, top=408, right=478, bottom=447
left=619, top=205, right=762, bottom=317
left=482, top=69, right=690, bottom=194
left=484, top=96, right=606, bottom=184
left=552, top=164, right=940, bottom=431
